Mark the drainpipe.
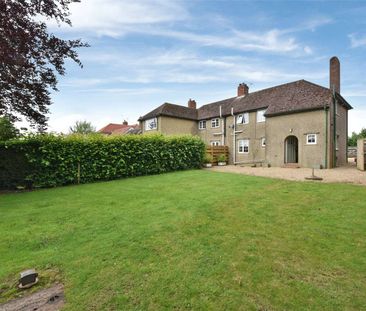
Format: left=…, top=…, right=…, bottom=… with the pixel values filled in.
left=346, top=105, right=348, bottom=163
left=220, top=105, right=224, bottom=145
left=332, top=88, right=337, bottom=167
left=324, top=103, right=328, bottom=169
left=231, top=107, right=236, bottom=164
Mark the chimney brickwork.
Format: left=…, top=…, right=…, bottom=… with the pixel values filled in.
left=237, top=83, right=249, bottom=96
left=330, top=56, right=340, bottom=94
left=188, top=99, right=197, bottom=109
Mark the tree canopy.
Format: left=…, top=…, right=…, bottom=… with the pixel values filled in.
left=69, top=120, right=96, bottom=134
left=0, top=117, right=19, bottom=141
left=0, top=0, right=88, bottom=131
left=348, top=128, right=366, bottom=146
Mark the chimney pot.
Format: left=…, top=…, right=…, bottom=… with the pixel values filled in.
left=237, top=83, right=249, bottom=97
left=188, top=99, right=197, bottom=109
left=330, top=56, right=340, bottom=94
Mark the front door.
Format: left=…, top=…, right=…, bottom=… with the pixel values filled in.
left=285, top=136, right=298, bottom=163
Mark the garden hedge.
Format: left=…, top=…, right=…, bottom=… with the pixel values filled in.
left=0, top=134, right=205, bottom=189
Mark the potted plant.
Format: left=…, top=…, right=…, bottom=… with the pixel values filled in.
left=203, top=154, right=213, bottom=168
left=217, top=154, right=227, bottom=166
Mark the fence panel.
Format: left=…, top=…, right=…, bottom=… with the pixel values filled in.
left=206, top=146, right=229, bottom=164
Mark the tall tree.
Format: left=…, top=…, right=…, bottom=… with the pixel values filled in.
left=69, top=120, right=96, bottom=134
left=348, top=128, right=366, bottom=146
left=0, top=0, right=88, bottom=131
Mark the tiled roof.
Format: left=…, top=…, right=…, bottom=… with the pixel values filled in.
left=98, top=123, right=140, bottom=135
left=139, top=103, right=197, bottom=121
left=140, top=80, right=352, bottom=121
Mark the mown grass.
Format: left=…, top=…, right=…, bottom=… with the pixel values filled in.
left=0, top=170, right=365, bottom=310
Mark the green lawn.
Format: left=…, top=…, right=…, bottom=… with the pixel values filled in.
left=1, top=170, right=366, bottom=310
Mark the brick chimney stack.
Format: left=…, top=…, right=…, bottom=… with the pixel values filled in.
left=330, top=56, right=340, bottom=94
left=188, top=99, right=197, bottom=109
left=237, top=83, right=249, bottom=97
left=123, top=120, right=128, bottom=125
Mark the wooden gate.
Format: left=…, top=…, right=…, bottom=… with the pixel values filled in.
left=357, top=139, right=366, bottom=171
left=206, top=146, right=229, bottom=164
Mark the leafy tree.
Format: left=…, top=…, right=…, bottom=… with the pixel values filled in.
left=0, top=0, right=88, bottom=131
left=348, top=128, right=366, bottom=146
left=0, top=117, right=19, bottom=141
left=69, top=120, right=96, bottom=134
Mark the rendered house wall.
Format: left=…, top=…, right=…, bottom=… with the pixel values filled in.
left=197, top=118, right=225, bottom=145
left=266, top=110, right=326, bottom=168
left=335, top=103, right=348, bottom=166
left=158, top=116, right=197, bottom=136
left=225, top=112, right=266, bottom=165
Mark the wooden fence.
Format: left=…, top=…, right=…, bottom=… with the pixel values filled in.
left=357, top=139, right=366, bottom=171
left=206, top=146, right=229, bottom=164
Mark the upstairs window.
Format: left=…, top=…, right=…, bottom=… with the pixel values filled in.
left=257, top=109, right=266, bottom=123
left=236, top=113, right=249, bottom=124
left=145, top=118, right=157, bottom=131
left=238, top=139, right=249, bottom=153
left=306, top=134, right=317, bottom=145
left=198, top=120, right=206, bottom=130
left=211, top=118, right=220, bottom=128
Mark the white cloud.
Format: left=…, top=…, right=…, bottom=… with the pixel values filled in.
left=56, top=0, right=188, bottom=37
left=48, top=0, right=314, bottom=55
left=80, top=49, right=326, bottom=84
left=349, top=33, right=366, bottom=48
left=134, top=27, right=305, bottom=54
left=302, top=16, right=333, bottom=31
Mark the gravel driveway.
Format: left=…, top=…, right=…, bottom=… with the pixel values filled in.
left=208, top=163, right=366, bottom=186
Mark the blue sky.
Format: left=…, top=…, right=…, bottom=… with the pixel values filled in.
left=41, top=0, right=366, bottom=133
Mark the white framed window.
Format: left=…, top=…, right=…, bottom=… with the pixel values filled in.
left=198, top=120, right=206, bottom=130
left=211, top=118, right=220, bottom=128
left=238, top=139, right=249, bottom=153
left=306, top=134, right=317, bottom=145
left=236, top=113, right=249, bottom=124
left=261, top=137, right=266, bottom=147
left=145, top=118, right=157, bottom=131
left=257, top=109, right=266, bottom=123
left=210, top=141, right=220, bottom=146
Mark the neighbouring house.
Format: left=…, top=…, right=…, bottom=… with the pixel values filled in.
left=139, top=57, right=352, bottom=169
left=98, top=120, right=141, bottom=135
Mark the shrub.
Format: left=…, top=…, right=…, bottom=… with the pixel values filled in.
left=203, top=154, right=213, bottom=164
left=0, top=117, right=19, bottom=141
left=0, top=134, right=205, bottom=189
left=217, top=154, right=227, bottom=162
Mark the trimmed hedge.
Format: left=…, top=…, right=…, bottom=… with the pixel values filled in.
left=0, top=134, right=205, bottom=189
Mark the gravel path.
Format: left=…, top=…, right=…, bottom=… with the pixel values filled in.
left=0, top=284, right=64, bottom=311
left=208, top=163, right=366, bottom=186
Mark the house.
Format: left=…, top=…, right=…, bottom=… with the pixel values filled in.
left=139, top=57, right=352, bottom=168
left=98, top=120, right=141, bottom=135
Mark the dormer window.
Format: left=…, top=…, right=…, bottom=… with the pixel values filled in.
left=236, top=113, right=249, bottom=124
left=211, top=118, right=220, bottom=128
left=145, top=118, right=157, bottom=130
left=257, top=109, right=266, bottom=123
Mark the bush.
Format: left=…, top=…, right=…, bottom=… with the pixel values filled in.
left=203, top=154, right=213, bottom=164
left=0, top=134, right=205, bottom=189
left=217, top=154, right=227, bottom=162
left=0, top=117, right=19, bottom=141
